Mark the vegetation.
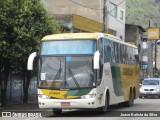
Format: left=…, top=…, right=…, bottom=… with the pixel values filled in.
left=0, top=0, right=61, bottom=107
left=126, top=0, right=160, bottom=29
left=126, top=0, right=160, bottom=73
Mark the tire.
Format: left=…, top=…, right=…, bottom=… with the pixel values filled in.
left=98, top=94, right=108, bottom=114
left=124, top=91, right=134, bottom=107
left=52, top=108, right=62, bottom=115
left=139, top=96, right=142, bottom=99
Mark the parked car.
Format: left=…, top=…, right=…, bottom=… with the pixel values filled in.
left=139, top=78, right=160, bottom=98
left=157, top=40, right=160, bottom=45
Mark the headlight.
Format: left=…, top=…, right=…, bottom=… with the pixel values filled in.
left=81, top=94, right=96, bottom=99
left=38, top=94, right=51, bottom=99
left=155, top=88, right=160, bottom=92
left=139, top=87, right=143, bottom=92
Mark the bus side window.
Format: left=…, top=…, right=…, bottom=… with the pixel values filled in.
left=125, top=47, right=128, bottom=64
left=131, top=48, right=136, bottom=65
left=119, top=44, right=123, bottom=64
left=97, top=39, right=103, bottom=84
left=134, top=48, right=139, bottom=65
left=112, top=42, right=121, bottom=63
left=122, top=45, right=125, bottom=64
left=98, top=38, right=103, bottom=65
left=103, top=39, right=112, bottom=63
left=106, top=46, right=112, bottom=62
left=117, top=43, right=120, bottom=63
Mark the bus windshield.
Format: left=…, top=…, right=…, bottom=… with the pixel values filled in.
left=41, top=40, right=95, bottom=55
left=39, top=56, right=95, bottom=89
left=39, top=39, right=96, bottom=89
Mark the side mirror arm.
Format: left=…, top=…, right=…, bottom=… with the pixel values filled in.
left=27, top=52, right=37, bottom=70
left=94, top=51, right=100, bottom=69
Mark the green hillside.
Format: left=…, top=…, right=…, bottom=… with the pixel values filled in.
left=126, top=0, right=160, bottom=28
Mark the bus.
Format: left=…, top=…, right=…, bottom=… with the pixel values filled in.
left=27, top=33, right=140, bottom=115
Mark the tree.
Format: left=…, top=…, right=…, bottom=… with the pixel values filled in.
left=0, top=0, right=61, bottom=107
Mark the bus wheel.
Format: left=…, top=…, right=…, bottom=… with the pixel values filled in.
left=52, top=108, right=62, bottom=115
left=125, top=91, right=134, bottom=107
left=98, top=95, right=108, bottom=114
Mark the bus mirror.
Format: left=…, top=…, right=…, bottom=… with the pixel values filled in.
left=94, top=51, right=100, bottom=69
left=135, top=49, right=138, bottom=55
left=134, top=49, right=139, bottom=63
left=27, top=52, right=37, bottom=70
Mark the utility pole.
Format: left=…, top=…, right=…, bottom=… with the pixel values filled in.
left=154, top=40, right=157, bottom=75
left=154, top=23, right=158, bottom=76
left=147, top=21, right=159, bottom=77
left=147, top=20, right=153, bottom=77
left=102, top=0, right=106, bottom=32
left=147, top=41, right=153, bottom=77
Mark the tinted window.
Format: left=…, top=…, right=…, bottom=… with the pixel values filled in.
left=41, top=40, right=95, bottom=55
left=142, top=80, right=159, bottom=85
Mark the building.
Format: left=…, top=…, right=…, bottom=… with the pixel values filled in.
left=41, top=0, right=126, bottom=40
left=125, top=24, right=145, bottom=45
left=125, top=24, right=146, bottom=79
left=157, top=44, right=160, bottom=70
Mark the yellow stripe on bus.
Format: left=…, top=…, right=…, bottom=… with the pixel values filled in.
left=40, top=89, right=79, bottom=99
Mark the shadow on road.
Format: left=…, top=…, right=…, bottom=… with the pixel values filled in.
left=45, top=104, right=140, bottom=117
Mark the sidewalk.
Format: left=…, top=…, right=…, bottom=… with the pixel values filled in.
left=0, top=102, right=39, bottom=111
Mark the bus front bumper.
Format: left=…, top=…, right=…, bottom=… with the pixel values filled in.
left=38, top=97, right=101, bottom=109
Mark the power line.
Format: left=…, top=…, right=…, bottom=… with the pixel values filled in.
left=68, top=0, right=125, bottom=25
left=126, top=0, right=148, bottom=25
left=67, top=0, right=101, bottom=10
left=106, top=0, right=125, bottom=25
left=68, top=0, right=125, bottom=12
left=109, top=0, right=125, bottom=13
left=131, top=0, right=159, bottom=20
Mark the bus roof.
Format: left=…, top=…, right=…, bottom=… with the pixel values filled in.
left=42, top=33, right=100, bottom=40
left=42, top=33, right=137, bottom=48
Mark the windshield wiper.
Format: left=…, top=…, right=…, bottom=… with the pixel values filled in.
left=68, top=63, right=80, bottom=88
left=50, top=61, right=62, bottom=88
left=54, top=61, right=62, bottom=80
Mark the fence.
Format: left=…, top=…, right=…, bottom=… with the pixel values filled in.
left=6, top=75, right=38, bottom=103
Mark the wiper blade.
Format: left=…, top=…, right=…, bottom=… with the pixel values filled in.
left=51, top=61, right=62, bottom=88
left=68, top=64, right=80, bottom=88
left=54, top=61, right=62, bottom=80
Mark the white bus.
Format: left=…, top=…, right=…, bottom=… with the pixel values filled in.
left=28, top=33, right=140, bottom=115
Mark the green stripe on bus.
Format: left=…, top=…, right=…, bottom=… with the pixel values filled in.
left=67, top=89, right=92, bottom=96
left=111, top=63, right=123, bottom=96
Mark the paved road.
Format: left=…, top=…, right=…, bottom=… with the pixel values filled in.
left=1, top=98, right=160, bottom=120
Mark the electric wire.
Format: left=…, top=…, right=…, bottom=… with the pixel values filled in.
left=68, top=0, right=125, bottom=25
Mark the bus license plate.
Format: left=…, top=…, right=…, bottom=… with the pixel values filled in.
left=61, top=102, right=70, bottom=106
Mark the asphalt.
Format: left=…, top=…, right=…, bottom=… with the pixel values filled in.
left=0, top=102, right=39, bottom=111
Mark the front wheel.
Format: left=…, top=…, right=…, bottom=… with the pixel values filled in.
left=52, top=108, right=62, bottom=115
left=97, top=95, right=108, bottom=114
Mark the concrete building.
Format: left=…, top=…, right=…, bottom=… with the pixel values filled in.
left=41, top=0, right=126, bottom=40
left=157, top=44, right=160, bottom=70
left=125, top=24, right=146, bottom=79
left=125, top=24, right=145, bottom=46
